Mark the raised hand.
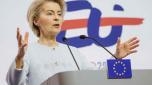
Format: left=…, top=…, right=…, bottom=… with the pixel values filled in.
left=15, top=28, right=29, bottom=69
left=115, top=37, right=139, bottom=59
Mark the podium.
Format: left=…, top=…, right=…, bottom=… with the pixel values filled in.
left=41, top=70, right=152, bottom=85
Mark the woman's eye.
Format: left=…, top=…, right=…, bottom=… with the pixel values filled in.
left=58, top=13, right=62, bottom=16
left=47, top=12, right=53, bottom=15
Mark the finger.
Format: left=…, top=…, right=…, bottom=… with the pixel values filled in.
left=130, top=44, right=139, bottom=50
left=24, top=32, right=29, bottom=45
left=129, top=39, right=140, bottom=46
left=21, top=43, right=27, bottom=51
left=128, top=50, right=137, bottom=55
left=16, top=28, right=20, bottom=40
left=126, top=37, right=138, bottom=43
left=23, top=43, right=27, bottom=48
left=17, top=44, right=26, bottom=59
left=18, top=35, right=22, bottom=48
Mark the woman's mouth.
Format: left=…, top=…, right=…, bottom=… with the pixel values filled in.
left=53, top=24, right=60, bottom=28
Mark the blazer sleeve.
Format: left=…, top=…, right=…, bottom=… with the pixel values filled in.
left=6, top=49, right=30, bottom=85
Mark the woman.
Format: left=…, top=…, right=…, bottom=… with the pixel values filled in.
left=6, top=0, right=139, bottom=85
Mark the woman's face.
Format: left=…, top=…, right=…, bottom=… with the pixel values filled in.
left=35, top=1, right=63, bottom=37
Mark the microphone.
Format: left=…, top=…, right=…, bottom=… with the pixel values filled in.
left=79, top=35, right=117, bottom=59
left=62, top=37, right=80, bottom=70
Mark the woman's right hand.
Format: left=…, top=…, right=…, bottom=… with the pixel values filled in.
left=15, top=28, right=29, bottom=69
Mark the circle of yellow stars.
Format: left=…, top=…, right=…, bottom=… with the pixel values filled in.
left=113, top=60, right=127, bottom=77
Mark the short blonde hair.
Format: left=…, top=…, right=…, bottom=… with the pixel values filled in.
left=27, top=0, right=65, bottom=37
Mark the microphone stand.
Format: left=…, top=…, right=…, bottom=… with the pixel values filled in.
left=62, top=37, right=80, bottom=70
left=79, top=35, right=118, bottom=59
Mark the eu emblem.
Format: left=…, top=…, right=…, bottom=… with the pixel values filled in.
left=107, top=59, right=132, bottom=79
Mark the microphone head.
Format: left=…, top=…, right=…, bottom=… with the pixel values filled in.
left=79, top=35, right=88, bottom=39
left=62, top=37, right=67, bottom=42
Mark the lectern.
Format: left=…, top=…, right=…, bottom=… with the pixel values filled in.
left=41, top=70, right=152, bottom=85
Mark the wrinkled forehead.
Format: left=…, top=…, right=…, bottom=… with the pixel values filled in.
left=40, top=1, right=62, bottom=13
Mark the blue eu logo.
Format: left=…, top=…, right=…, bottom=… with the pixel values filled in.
left=107, top=59, right=132, bottom=79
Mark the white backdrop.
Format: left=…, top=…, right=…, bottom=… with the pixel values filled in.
left=0, top=0, right=152, bottom=84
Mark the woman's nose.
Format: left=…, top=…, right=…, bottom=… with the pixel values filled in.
left=53, top=14, right=59, bottom=21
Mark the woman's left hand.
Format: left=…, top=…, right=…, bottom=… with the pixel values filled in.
left=115, top=37, right=139, bottom=59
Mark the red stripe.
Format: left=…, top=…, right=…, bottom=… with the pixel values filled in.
left=61, top=17, right=143, bottom=31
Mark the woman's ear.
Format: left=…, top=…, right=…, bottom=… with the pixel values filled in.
left=33, top=19, right=39, bottom=26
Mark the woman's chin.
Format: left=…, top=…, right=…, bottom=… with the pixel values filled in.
left=48, top=31, right=60, bottom=36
